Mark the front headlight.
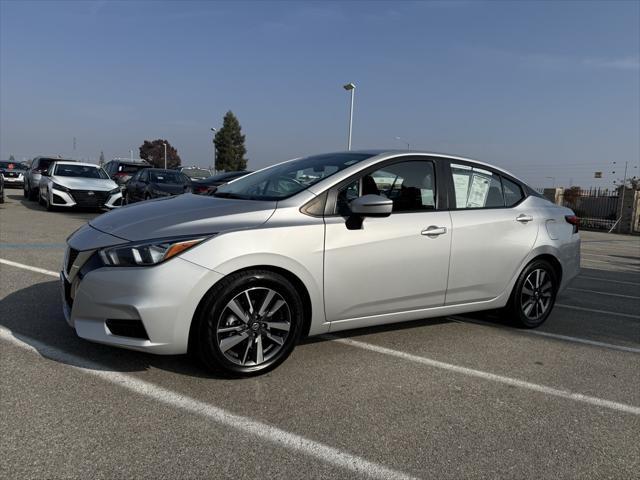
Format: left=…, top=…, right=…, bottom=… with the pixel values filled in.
left=99, top=235, right=210, bottom=267
left=52, top=182, right=71, bottom=192
left=108, top=187, right=121, bottom=196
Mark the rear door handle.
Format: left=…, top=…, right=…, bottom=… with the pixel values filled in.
left=516, top=214, right=533, bottom=223
left=421, top=226, right=447, bottom=237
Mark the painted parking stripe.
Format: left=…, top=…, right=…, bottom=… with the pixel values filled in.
left=0, top=258, right=58, bottom=277
left=326, top=335, right=640, bottom=416
left=556, top=304, right=640, bottom=320
left=0, top=327, right=417, bottom=480
left=449, top=316, right=640, bottom=354
left=567, top=287, right=640, bottom=300
left=577, top=275, right=640, bottom=286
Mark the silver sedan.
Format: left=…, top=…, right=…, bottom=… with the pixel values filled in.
left=61, top=151, right=580, bottom=376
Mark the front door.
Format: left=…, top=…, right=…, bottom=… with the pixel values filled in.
left=324, top=158, right=452, bottom=328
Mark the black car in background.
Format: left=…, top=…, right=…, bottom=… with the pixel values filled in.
left=103, top=158, right=151, bottom=186
left=123, top=168, right=191, bottom=204
left=191, top=170, right=252, bottom=195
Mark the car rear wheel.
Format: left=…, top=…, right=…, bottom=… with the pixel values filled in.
left=502, top=259, right=558, bottom=328
left=28, top=186, right=38, bottom=201
left=23, top=184, right=28, bottom=198
left=194, top=270, right=303, bottom=377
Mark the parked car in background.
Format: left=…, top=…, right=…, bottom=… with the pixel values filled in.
left=24, top=156, right=74, bottom=200
left=60, top=150, right=580, bottom=377
left=0, top=161, right=28, bottom=188
left=179, top=166, right=213, bottom=180
left=123, top=168, right=191, bottom=204
left=39, top=161, right=122, bottom=211
left=103, top=158, right=151, bottom=186
left=191, top=170, right=253, bottom=195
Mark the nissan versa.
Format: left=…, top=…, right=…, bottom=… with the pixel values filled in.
left=61, top=151, right=580, bottom=376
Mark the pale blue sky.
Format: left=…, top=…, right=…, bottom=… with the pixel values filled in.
left=1, top=0, right=638, bottom=188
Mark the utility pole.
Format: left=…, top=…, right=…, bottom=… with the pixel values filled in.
left=163, top=143, right=167, bottom=169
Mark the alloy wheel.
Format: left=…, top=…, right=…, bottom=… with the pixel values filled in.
left=216, top=287, right=291, bottom=366
left=520, top=268, right=553, bottom=321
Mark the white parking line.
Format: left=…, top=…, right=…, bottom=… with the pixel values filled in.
left=578, top=275, right=640, bottom=286
left=567, top=287, right=640, bottom=300
left=0, top=258, right=58, bottom=277
left=449, top=316, right=640, bottom=354
left=326, top=335, right=640, bottom=416
left=556, top=304, right=640, bottom=320
left=0, top=327, right=417, bottom=480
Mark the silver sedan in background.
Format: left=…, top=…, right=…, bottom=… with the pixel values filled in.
left=60, top=150, right=580, bottom=376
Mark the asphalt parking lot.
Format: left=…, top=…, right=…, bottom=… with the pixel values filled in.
left=1, top=190, right=639, bottom=479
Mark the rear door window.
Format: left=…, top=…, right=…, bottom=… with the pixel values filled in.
left=450, top=163, right=504, bottom=209
left=502, top=177, right=524, bottom=207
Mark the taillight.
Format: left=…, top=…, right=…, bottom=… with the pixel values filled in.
left=194, top=186, right=209, bottom=194
left=565, top=215, right=579, bottom=233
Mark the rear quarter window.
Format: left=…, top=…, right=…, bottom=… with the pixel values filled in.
left=502, top=177, right=525, bottom=206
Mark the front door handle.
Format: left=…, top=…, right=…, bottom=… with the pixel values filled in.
left=516, top=214, right=533, bottom=223
left=421, top=226, right=447, bottom=237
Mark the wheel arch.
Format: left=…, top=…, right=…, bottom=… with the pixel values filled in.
left=529, top=253, right=563, bottom=286
left=187, top=265, right=314, bottom=354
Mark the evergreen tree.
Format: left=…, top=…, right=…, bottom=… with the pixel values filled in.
left=139, top=139, right=182, bottom=169
left=99, top=151, right=105, bottom=165
left=214, top=111, right=247, bottom=171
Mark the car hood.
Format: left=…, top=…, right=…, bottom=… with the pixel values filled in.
left=52, top=176, right=117, bottom=191
left=150, top=182, right=188, bottom=194
left=89, top=193, right=277, bottom=241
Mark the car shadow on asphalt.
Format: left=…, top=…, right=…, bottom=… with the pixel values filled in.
left=0, top=280, right=225, bottom=379
left=5, top=193, right=104, bottom=218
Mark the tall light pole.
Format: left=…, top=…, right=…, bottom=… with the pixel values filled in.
left=163, top=142, right=167, bottom=169
left=211, top=127, right=217, bottom=173
left=343, top=82, right=355, bottom=151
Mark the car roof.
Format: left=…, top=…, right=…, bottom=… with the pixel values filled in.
left=347, top=149, right=522, bottom=183
left=53, top=161, right=101, bottom=168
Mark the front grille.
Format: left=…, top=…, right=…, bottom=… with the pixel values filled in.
left=70, top=190, right=108, bottom=206
left=4, top=172, right=19, bottom=178
left=66, top=248, right=79, bottom=274
left=105, top=319, right=149, bottom=340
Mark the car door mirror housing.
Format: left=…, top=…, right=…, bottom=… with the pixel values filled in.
left=350, top=194, right=393, bottom=217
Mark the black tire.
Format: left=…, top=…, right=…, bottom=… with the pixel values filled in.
left=501, top=259, right=558, bottom=328
left=144, top=193, right=151, bottom=201
left=194, top=269, right=303, bottom=377
left=44, top=190, right=55, bottom=211
left=23, top=184, right=28, bottom=198
left=123, top=192, right=129, bottom=205
left=28, top=186, right=38, bottom=201
left=38, top=190, right=45, bottom=206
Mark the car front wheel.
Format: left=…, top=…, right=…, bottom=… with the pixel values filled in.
left=503, top=259, right=558, bottom=328
left=194, top=270, right=303, bottom=377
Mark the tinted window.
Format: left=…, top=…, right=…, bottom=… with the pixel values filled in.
left=140, top=170, right=149, bottom=182
left=149, top=171, right=186, bottom=184
left=215, top=153, right=373, bottom=201
left=450, top=163, right=504, bottom=209
left=337, top=160, right=436, bottom=215
left=54, top=164, right=109, bottom=179
left=502, top=177, right=524, bottom=206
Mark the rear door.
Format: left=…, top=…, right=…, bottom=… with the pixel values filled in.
left=445, top=161, right=538, bottom=304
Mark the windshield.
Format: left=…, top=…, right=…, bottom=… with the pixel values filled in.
left=214, top=153, right=373, bottom=200
left=54, top=164, right=109, bottom=179
left=182, top=168, right=211, bottom=178
left=0, top=162, right=28, bottom=171
left=150, top=171, right=188, bottom=184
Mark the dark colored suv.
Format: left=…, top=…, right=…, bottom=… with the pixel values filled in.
left=103, top=159, right=151, bottom=186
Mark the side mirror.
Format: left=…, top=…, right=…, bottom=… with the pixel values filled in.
left=41, top=171, right=49, bottom=177
left=350, top=194, right=393, bottom=217
left=346, top=194, right=393, bottom=230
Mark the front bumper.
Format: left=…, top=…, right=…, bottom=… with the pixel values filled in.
left=51, top=188, right=123, bottom=209
left=61, top=254, right=223, bottom=354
